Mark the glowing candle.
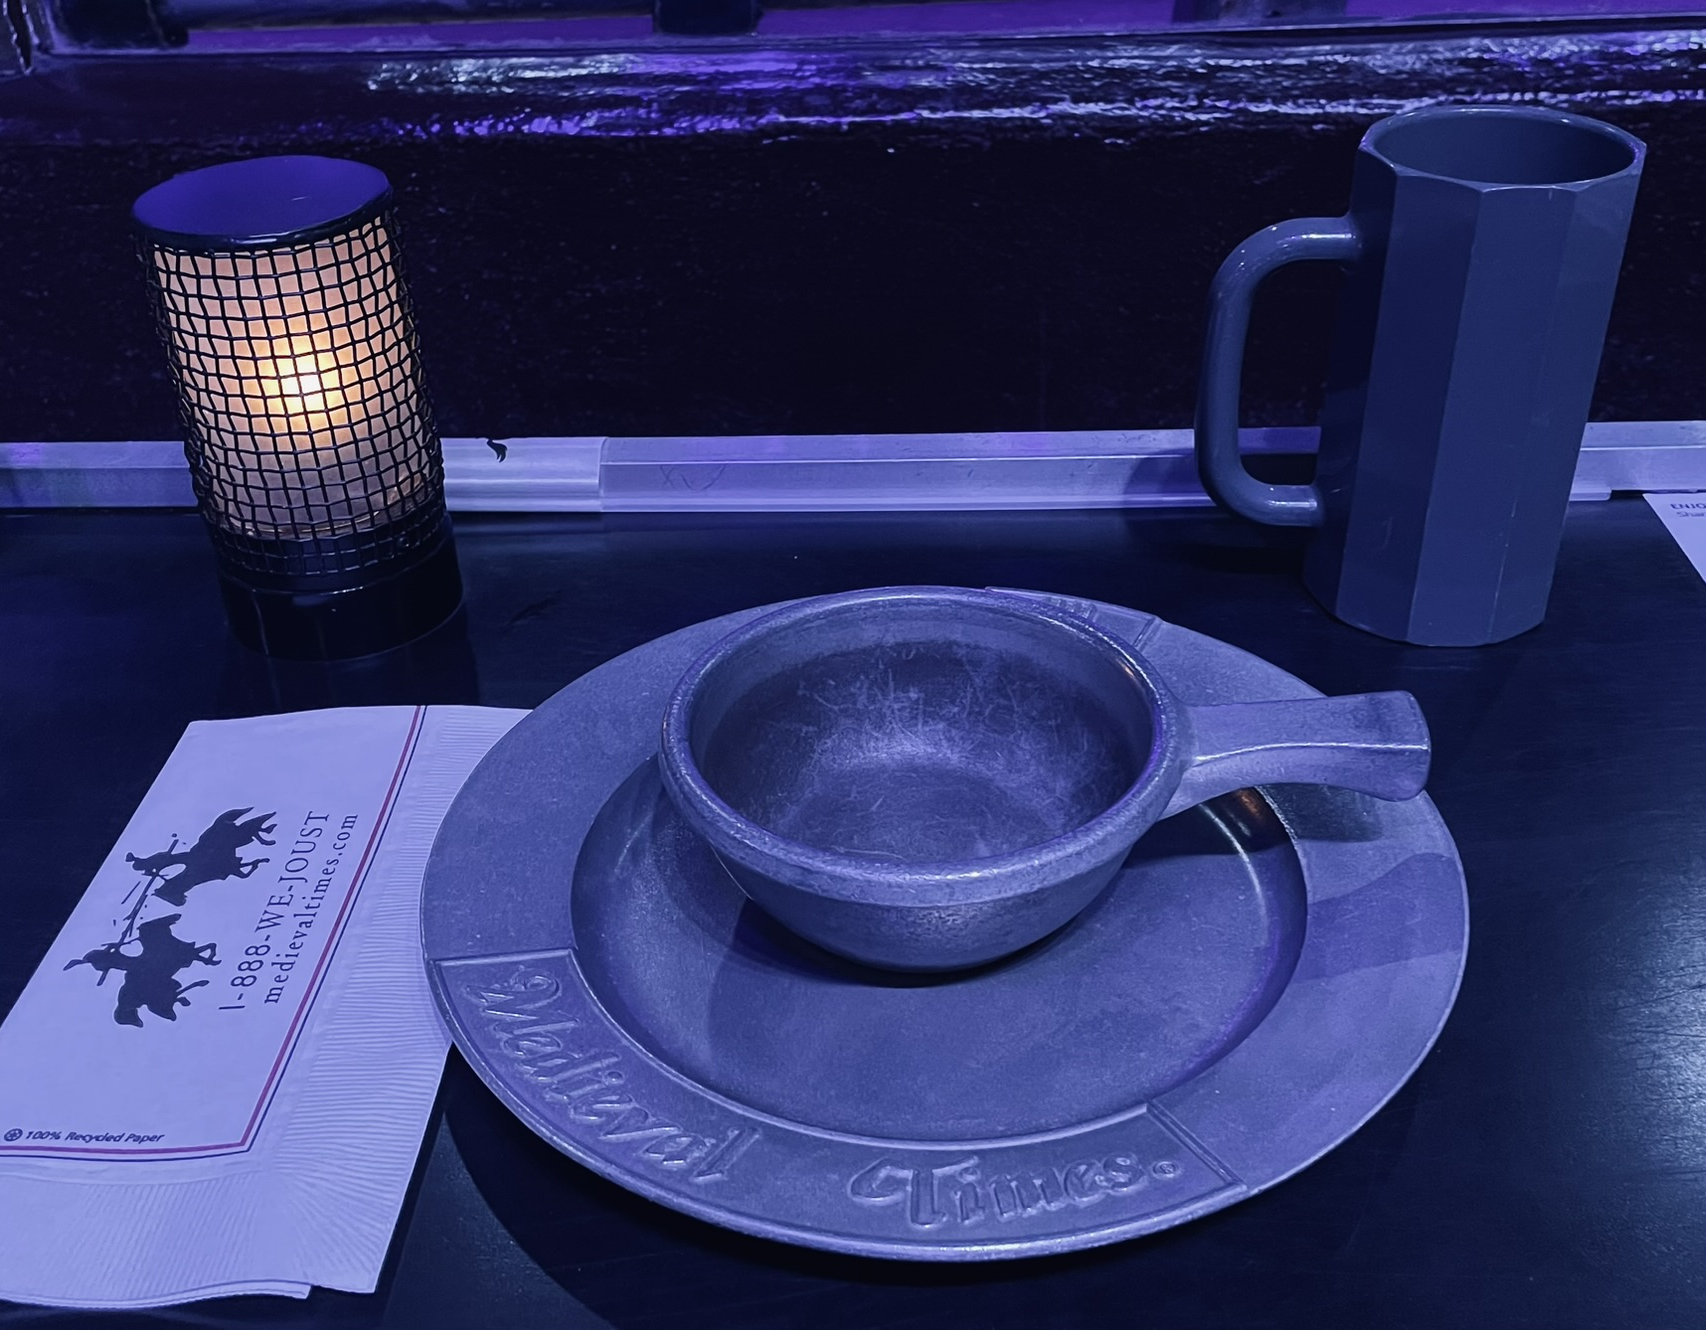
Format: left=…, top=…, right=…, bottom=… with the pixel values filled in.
left=136, top=156, right=460, bottom=659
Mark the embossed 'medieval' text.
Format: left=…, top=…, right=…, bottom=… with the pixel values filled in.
left=467, top=967, right=757, bottom=1183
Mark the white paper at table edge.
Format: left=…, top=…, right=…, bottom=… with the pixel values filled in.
left=273, top=706, right=525, bottom=1293
left=1646, top=492, right=1706, bottom=583
left=0, top=705, right=525, bottom=1308
left=11, top=1277, right=313, bottom=1310
left=0, top=1161, right=312, bottom=1306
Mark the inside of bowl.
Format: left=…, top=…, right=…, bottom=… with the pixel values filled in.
left=691, top=604, right=1154, bottom=864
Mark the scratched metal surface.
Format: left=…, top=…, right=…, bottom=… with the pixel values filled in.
left=419, top=594, right=1464, bottom=1257
left=2, top=501, right=1706, bottom=1323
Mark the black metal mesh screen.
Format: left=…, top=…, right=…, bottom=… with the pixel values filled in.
left=141, top=209, right=446, bottom=579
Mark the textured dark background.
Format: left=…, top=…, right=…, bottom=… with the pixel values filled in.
left=1, top=26, right=1703, bottom=442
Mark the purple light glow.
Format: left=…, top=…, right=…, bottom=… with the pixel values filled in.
left=179, top=0, right=1706, bottom=53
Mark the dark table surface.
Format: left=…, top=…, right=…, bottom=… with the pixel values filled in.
left=3, top=499, right=1705, bottom=1330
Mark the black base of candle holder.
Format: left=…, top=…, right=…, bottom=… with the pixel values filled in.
left=217, top=517, right=463, bottom=661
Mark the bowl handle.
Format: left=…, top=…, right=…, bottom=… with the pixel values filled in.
left=1161, top=692, right=1431, bottom=818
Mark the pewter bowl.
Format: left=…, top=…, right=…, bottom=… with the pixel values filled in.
left=659, top=587, right=1429, bottom=971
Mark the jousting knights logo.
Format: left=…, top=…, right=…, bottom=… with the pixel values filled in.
left=62, top=807, right=276, bottom=1028
left=123, top=807, right=277, bottom=907
left=64, top=914, right=220, bottom=1028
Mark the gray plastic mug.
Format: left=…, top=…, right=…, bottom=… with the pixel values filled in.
left=1196, top=104, right=1644, bottom=646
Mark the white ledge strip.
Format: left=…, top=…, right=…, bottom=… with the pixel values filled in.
left=2, top=422, right=1704, bottom=513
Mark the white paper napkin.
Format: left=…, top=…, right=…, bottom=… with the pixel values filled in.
left=0, top=704, right=524, bottom=1308
left=1648, top=492, right=1706, bottom=583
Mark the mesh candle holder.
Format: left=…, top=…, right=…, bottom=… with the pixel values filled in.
left=135, top=155, right=462, bottom=660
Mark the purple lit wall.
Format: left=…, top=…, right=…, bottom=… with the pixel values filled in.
left=0, top=21, right=1701, bottom=444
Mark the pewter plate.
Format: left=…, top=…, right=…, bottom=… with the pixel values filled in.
left=421, top=594, right=1468, bottom=1261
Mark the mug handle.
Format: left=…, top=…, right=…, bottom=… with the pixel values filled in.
left=1196, top=217, right=1362, bottom=528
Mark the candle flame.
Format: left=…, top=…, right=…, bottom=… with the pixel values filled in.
left=150, top=221, right=433, bottom=539
left=260, top=338, right=347, bottom=426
